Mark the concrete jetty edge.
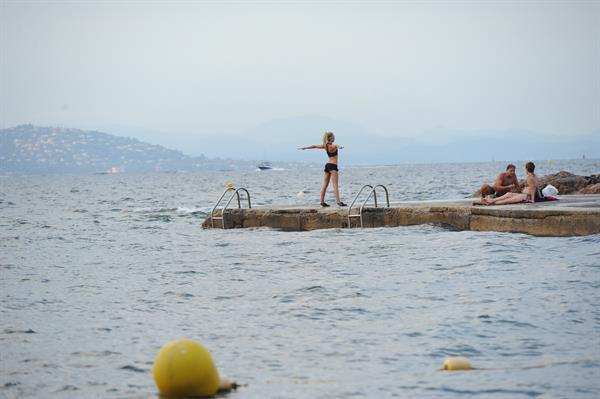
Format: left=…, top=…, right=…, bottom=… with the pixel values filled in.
left=202, top=195, right=600, bottom=237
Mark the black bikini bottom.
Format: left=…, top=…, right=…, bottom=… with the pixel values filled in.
left=324, top=163, right=339, bottom=173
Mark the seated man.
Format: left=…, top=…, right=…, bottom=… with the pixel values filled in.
left=476, top=161, right=540, bottom=205
left=479, top=164, right=520, bottom=198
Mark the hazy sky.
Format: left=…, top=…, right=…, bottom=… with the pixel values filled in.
left=1, top=0, right=599, bottom=140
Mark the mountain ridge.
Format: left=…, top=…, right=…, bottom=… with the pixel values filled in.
left=0, top=125, right=254, bottom=174
left=180, top=115, right=600, bottom=164
left=2, top=122, right=598, bottom=174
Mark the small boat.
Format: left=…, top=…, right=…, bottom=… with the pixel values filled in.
left=257, top=162, right=272, bottom=170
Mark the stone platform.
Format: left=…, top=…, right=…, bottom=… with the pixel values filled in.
left=202, top=195, right=600, bottom=237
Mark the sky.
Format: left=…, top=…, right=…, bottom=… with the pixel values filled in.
left=1, top=0, right=599, bottom=159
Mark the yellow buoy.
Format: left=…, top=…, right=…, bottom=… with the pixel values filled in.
left=153, top=339, right=219, bottom=397
left=442, top=357, right=473, bottom=371
left=226, top=182, right=234, bottom=189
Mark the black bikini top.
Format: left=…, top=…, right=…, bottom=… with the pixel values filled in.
left=326, top=145, right=338, bottom=157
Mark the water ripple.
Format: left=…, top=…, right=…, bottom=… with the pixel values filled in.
left=2, top=166, right=599, bottom=398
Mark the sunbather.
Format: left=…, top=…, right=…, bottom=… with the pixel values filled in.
left=475, top=162, right=539, bottom=205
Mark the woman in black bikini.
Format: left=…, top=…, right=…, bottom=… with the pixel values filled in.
left=299, top=131, right=347, bottom=207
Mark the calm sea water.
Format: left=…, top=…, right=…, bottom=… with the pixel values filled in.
left=2, top=160, right=600, bottom=398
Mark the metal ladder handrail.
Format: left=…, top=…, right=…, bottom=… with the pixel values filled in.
left=210, top=187, right=252, bottom=228
left=347, top=184, right=390, bottom=228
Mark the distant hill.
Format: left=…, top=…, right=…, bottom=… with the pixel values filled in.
left=3, top=122, right=597, bottom=175
left=178, top=114, right=600, bottom=164
left=0, top=125, right=254, bottom=174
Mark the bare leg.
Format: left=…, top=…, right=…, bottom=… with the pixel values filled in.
left=489, top=192, right=528, bottom=205
left=331, top=171, right=341, bottom=204
left=487, top=192, right=518, bottom=204
left=320, top=172, right=331, bottom=203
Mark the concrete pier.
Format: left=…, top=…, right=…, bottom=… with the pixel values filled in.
left=202, top=195, right=600, bottom=237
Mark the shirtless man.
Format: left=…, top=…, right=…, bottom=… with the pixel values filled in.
left=493, top=164, right=520, bottom=196
left=479, top=164, right=519, bottom=198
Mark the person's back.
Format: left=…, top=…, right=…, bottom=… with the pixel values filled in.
left=523, top=164, right=541, bottom=201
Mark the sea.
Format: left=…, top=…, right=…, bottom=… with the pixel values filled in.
left=1, top=159, right=599, bottom=399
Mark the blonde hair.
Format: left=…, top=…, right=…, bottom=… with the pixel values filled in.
left=322, top=131, right=334, bottom=146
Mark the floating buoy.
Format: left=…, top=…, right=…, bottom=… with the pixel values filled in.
left=442, top=357, right=473, bottom=371
left=226, top=182, right=234, bottom=189
left=153, top=339, right=219, bottom=397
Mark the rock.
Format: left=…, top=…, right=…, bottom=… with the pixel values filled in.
left=536, top=171, right=597, bottom=194
left=578, top=183, right=600, bottom=194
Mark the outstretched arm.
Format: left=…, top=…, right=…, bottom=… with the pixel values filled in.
left=298, top=144, right=324, bottom=150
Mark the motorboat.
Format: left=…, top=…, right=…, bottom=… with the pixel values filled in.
left=257, top=162, right=272, bottom=170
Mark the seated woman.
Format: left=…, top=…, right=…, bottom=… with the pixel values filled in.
left=475, top=162, right=540, bottom=205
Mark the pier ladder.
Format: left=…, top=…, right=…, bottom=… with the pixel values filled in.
left=347, top=184, right=390, bottom=228
left=210, top=187, right=252, bottom=228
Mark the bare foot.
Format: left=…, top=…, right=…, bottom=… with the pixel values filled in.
left=482, top=198, right=494, bottom=205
